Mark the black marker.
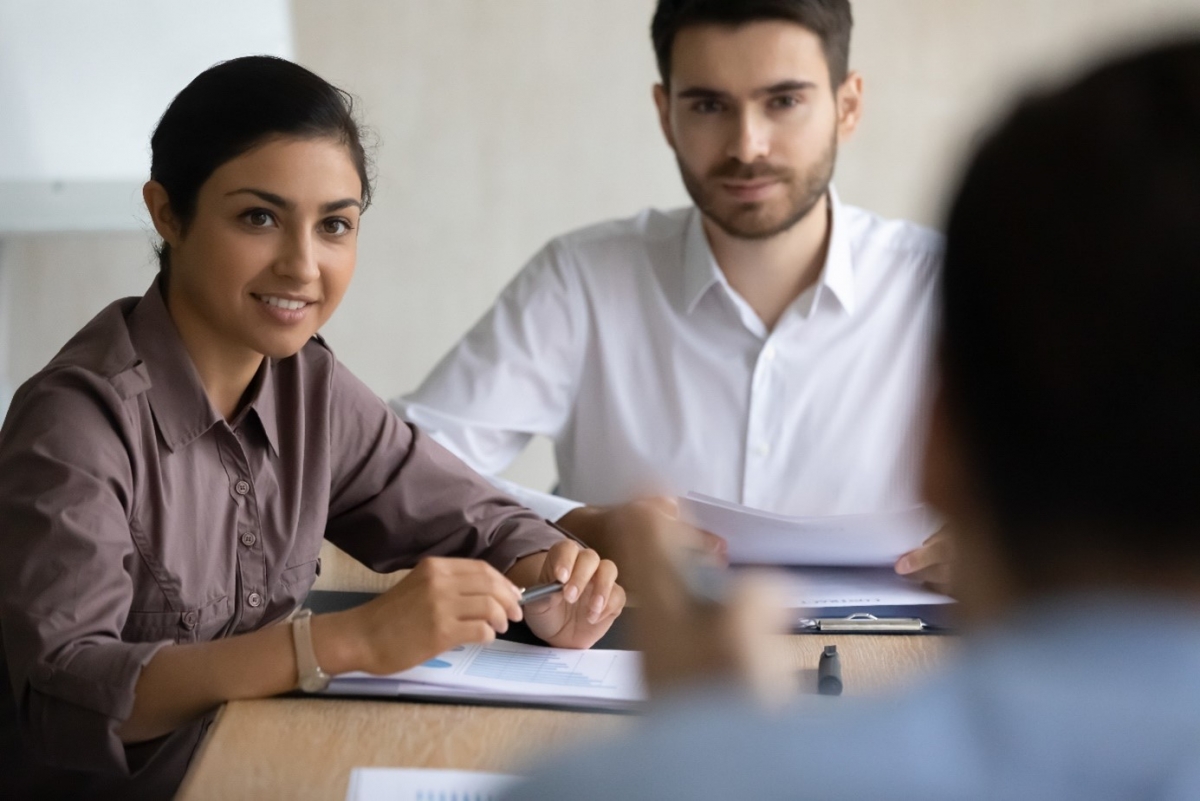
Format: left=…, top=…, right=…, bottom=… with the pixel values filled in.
left=817, top=644, right=843, bottom=696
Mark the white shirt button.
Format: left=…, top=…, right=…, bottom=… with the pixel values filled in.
left=762, top=345, right=776, bottom=362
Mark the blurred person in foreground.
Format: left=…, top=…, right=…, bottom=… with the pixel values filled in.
left=511, top=37, right=1200, bottom=801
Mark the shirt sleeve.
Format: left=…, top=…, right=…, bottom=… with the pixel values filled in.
left=0, top=369, right=172, bottom=776
left=394, top=239, right=589, bottom=521
left=324, top=358, right=567, bottom=574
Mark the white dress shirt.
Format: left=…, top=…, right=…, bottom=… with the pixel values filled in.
left=397, top=190, right=942, bottom=521
left=511, top=594, right=1200, bottom=801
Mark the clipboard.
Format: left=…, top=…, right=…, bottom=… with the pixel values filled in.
left=792, top=604, right=955, bottom=635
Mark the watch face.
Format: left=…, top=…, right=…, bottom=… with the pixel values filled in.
left=299, top=670, right=331, bottom=693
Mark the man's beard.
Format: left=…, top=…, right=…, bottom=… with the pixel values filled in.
left=678, top=135, right=837, bottom=240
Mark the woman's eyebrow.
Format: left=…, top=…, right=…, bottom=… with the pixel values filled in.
left=224, top=188, right=361, bottom=213
left=226, top=187, right=290, bottom=208
left=321, top=198, right=362, bottom=213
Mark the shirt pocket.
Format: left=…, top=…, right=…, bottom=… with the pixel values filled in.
left=277, top=557, right=321, bottom=598
left=124, top=594, right=235, bottom=645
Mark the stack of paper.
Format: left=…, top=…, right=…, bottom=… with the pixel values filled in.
left=346, top=767, right=519, bottom=801
left=679, top=493, right=940, bottom=567
left=679, top=493, right=953, bottom=609
left=325, top=639, right=645, bottom=712
left=775, top=566, right=952, bottom=608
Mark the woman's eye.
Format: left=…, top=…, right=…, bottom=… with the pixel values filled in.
left=322, top=218, right=353, bottom=235
left=244, top=209, right=275, bottom=227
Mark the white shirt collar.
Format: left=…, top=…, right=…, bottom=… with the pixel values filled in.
left=680, top=185, right=857, bottom=317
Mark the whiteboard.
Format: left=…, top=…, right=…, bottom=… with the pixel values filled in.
left=0, top=0, right=294, bottom=181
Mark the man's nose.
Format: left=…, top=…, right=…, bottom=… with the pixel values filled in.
left=727, top=109, right=771, bottom=164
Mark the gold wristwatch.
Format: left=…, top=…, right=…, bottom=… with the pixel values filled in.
left=291, top=608, right=332, bottom=692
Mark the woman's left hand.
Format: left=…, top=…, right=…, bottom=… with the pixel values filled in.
left=509, top=540, right=625, bottom=649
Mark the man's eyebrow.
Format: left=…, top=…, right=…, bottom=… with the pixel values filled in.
left=675, top=80, right=818, bottom=100
left=755, top=80, right=817, bottom=97
left=675, top=86, right=731, bottom=100
left=225, top=188, right=362, bottom=213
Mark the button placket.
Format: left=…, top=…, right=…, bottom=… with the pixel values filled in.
left=744, top=342, right=779, bottom=502
left=219, top=428, right=268, bottom=630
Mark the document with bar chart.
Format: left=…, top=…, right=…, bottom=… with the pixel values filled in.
left=324, top=640, right=645, bottom=712
left=345, top=767, right=520, bottom=801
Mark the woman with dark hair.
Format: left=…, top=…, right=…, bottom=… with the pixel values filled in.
left=0, top=56, right=624, bottom=800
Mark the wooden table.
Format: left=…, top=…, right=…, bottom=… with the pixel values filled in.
left=176, top=545, right=954, bottom=801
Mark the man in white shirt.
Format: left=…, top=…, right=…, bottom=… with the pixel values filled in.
left=398, top=0, right=948, bottom=586
left=511, top=37, right=1200, bottom=801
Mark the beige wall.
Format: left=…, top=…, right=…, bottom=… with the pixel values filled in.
left=4, top=0, right=1200, bottom=490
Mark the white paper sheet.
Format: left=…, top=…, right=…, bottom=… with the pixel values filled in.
left=765, top=566, right=954, bottom=608
left=345, top=767, right=519, bottom=801
left=679, top=492, right=941, bottom=567
left=325, top=639, right=645, bottom=712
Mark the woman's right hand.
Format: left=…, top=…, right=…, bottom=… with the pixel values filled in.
left=345, top=557, right=525, bottom=675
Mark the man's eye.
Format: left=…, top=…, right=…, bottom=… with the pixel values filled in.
left=771, top=95, right=801, bottom=109
left=692, top=100, right=724, bottom=114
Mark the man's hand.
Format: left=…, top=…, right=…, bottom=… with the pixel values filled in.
left=506, top=541, right=625, bottom=649
left=894, top=526, right=955, bottom=595
left=558, top=496, right=727, bottom=562
left=611, top=505, right=790, bottom=703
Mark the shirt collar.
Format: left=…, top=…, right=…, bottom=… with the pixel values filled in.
left=679, top=186, right=858, bottom=317
left=246, top=361, right=280, bottom=455
left=681, top=209, right=724, bottom=314
left=126, top=280, right=280, bottom=454
left=820, top=185, right=857, bottom=315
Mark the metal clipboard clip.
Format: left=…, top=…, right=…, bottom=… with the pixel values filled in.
left=796, top=612, right=927, bottom=633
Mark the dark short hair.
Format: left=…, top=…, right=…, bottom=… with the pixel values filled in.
left=651, top=0, right=853, bottom=87
left=940, top=39, right=1200, bottom=582
left=149, top=55, right=373, bottom=273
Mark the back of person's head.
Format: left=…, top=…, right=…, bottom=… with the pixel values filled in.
left=149, top=55, right=372, bottom=275
left=651, top=0, right=853, bottom=87
left=940, top=38, right=1200, bottom=589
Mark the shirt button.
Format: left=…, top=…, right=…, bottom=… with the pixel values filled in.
left=762, top=345, right=776, bottom=362
left=247, top=592, right=263, bottom=608
left=182, top=612, right=198, bottom=630
left=240, top=530, right=257, bottom=547
left=755, top=443, right=772, bottom=457
left=234, top=480, right=251, bottom=496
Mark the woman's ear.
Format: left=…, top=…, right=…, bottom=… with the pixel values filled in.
left=142, top=181, right=181, bottom=246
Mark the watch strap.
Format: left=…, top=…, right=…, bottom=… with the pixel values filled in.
left=291, top=608, right=331, bottom=692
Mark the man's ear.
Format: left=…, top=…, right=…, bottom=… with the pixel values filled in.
left=142, top=181, right=181, bottom=247
left=652, top=83, right=676, bottom=151
left=834, top=70, right=864, bottom=143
